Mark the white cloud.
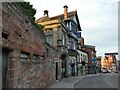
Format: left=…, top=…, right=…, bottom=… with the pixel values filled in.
left=26, top=0, right=118, bottom=57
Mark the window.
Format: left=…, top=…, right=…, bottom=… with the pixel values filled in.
left=72, top=40, right=76, bottom=50
left=71, top=42, right=74, bottom=50
left=62, top=32, right=66, bottom=46
left=33, top=54, right=39, bottom=61
left=73, top=16, right=77, bottom=24
left=20, top=52, right=29, bottom=61
left=46, top=35, right=53, bottom=45
left=81, top=54, right=83, bottom=61
left=2, top=31, right=9, bottom=39
left=68, top=38, right=72, bottom=49
left=68, top=38, right=76, bottom=50
left=57, top=39, right=62, bottom=46
left=45, top=29, right=53, bottom=46
left=71, top=22, right=77, bottom=34
left=45, top=29, right=53, bottom=35
left=69, top=22, right=71, bottom=31
left=67, top=22, right=71, bottom=29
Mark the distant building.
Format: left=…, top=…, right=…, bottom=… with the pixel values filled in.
left=77, top=37, right=88, bottom=75
left=78, top=37, right=97, bottom=74
left=77, top=49, right=88, bottom=75
left=81, top=44, right=97, bottom=74
left=96, top=56, right=102, bottom=73
left=102, top=53, right=118, bottom=72
left=119, top=60, right=120, bottom=71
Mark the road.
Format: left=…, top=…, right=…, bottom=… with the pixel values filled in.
left=74, top=73, right=118, bottom=88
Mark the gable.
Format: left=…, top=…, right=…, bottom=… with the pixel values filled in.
left=71, top=12, right=81, bottom=31
left=72, top=15, right=78, bottom=25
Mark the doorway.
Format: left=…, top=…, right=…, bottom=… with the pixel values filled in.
left=2, top=48, right=11, bottom=88
left=71, top=63, right=75, bottom=76
left=55, top=62, right=58, bottom=80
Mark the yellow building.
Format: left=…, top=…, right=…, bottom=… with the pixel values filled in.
left=102, top=55, right=116, bottom=71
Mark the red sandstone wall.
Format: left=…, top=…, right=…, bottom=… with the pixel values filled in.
left=2, top=2, right=56, bottom=88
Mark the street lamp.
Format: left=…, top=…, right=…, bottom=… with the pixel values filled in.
left=81, top=61, right=86, bottom=76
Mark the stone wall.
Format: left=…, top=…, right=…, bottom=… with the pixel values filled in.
left=2, top=2, right=57, bottom=88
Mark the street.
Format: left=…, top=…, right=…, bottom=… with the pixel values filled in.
left=1, top=1, right=118, bottom=89
left=74, top=73, right=118, bottom=88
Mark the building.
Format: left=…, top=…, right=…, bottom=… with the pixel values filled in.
left=102, top=53, right=118, bottom=72
left=96, top=56, right=102, bottom=73
left=36, top=5, right=82, bottom=78
left=45, top=43, right=60, bottom=80
left=77, top=49, right=88, bottom=75
left=118, top=60, right=120, bottom=71
left=81, top=44, right=97, bottom=74
left=2, top=2, right=58, bottom=88
left=79, top=37, right=97, bottom=74
left=77, top=37, right=88, bottom=75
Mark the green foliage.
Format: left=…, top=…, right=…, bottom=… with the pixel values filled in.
left=19, top=1, right=44, bottom=30
left=20, top=2, right=36, bottom=20
left=36, top=24, right=44, bottom=30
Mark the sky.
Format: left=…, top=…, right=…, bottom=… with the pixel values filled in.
left=26, top=0, right=119, bottom=58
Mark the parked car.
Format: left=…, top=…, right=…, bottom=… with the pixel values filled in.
left=107, top=69, right=112, bottom=73
left=102, top=68, right=107, bottom=73
left=112, top=69, right=118, bottom=73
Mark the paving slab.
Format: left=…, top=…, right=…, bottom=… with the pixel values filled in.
left=49, top=76, right=85, bottom=88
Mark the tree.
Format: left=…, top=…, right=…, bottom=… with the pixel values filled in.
left=20, top=2, right=36, bottom=20
left=19, top=2, right=44, bottom=29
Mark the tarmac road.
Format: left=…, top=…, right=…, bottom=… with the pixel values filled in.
left=74, top=73, right=118, bottom=88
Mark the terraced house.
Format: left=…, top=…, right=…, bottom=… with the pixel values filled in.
left=36, top=5, right=82, bottom=78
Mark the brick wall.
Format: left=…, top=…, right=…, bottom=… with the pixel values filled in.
left=2, top=2, right=56, bottom=88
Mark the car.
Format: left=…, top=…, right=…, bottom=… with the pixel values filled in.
left=102, top=68, right=107, bottom=73
left=107, top=69, right=112, bottom=73
left=112, top=69, right=118, bottom=73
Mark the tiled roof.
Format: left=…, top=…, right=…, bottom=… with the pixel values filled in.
left=36, top=16, right=50, bottom=23
left=36, top=11, right=76, bottom=23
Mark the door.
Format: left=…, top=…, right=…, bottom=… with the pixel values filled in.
left=2, top=48, right=10, bottom=88
left=71, top=63, right=75, bottom=76
left=55, top=62, right=58, bottom=80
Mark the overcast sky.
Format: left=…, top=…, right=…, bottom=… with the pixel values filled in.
left=26, top=0, right=118, bottom=58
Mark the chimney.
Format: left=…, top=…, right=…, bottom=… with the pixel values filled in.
left=80, top=37, right=84, bottom=46
left=44, top=10, right=49, bottom=17
left=63, top=5, right=68, bottom=20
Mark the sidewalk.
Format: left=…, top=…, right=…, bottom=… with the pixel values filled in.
left=49, top=73, right=101, bottom=88
left=48, top=75, right=85, bottom=88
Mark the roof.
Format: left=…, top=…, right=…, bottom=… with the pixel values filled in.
left=36, top=10, right=82, bottom=31
left=82, top=45, right=97, bottom=51
left=82, top=45, right=95, bottom=48
left=78, top=49, right=88, bottom=54
left=35, top=16, right=50, bottom=22
left=36, top=11, right=76, bottom=23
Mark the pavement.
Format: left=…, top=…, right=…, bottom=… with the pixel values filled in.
left=48, top=73, right=101, bottom=88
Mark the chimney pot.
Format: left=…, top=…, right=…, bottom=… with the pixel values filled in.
left=44, top=10, right=49, bottom=17
left=63, top=5, right=68, bottom=8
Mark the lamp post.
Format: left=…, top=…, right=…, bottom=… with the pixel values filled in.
left=82, top=61, right=86, bottom=76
